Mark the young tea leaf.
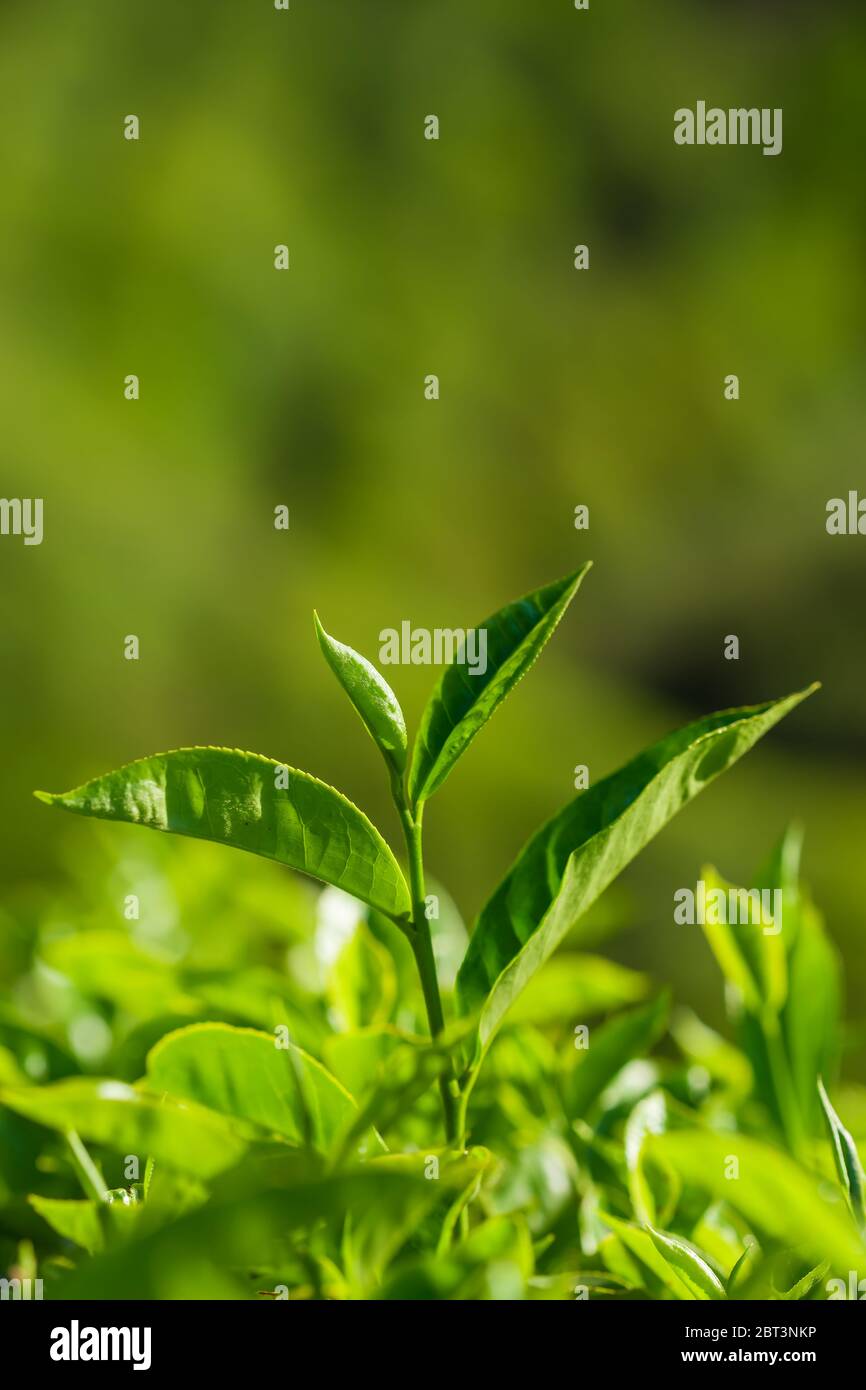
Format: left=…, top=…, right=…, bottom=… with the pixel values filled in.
left=817, top=1077, right=866, bottom=1234
left=315, top=613, right=408, bottom=778
left=647, top=1226, right=727, bottom=1300
left=408, top=565, right=591, bottom=808
left=35, top=747, right=411, bottom=922
left=457, top=687, right=816, bottom=1064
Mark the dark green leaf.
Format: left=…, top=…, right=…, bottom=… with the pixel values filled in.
left=408, top=566, right=591, bottom=807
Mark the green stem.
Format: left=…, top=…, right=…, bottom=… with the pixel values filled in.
left=65, top=1129, right=106, bottom=1203
left=398, top=801, right=459, bottom=1145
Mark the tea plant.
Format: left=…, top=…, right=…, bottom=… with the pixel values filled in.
left=0, top=568, right=861, bottom=1299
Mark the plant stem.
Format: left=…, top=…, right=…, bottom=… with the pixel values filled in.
left=398, top=802, right=459, bottom=1145
left=65, top=1129, right=106, bottom=1203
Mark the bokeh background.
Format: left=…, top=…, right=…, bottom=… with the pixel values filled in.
left=1, top=0, right=864, bottom=1069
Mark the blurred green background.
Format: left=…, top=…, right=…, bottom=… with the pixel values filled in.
left=1, top=1, right=864, bottom=1065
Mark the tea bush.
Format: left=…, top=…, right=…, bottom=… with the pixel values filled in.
left=1, top=572, right=862, bottom=1300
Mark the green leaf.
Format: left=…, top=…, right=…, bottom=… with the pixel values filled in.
left=28, top=1195, right=105, bottom=1255
left=698, top=863, right=787, bottom=1020
left=0, top=1079, right=245, bottom=1178
left=505, top=954, right=648, bottom=1026
left=54, top=1164, right=479, bottom=1300
left=408, top=566, right=591, bottom=808
left=377, top=1216, right=534, bottom=1300
left=323, top=1025, right=419, bottom=1097
left=692, top=1203, right=755, bottom=1279
left=327, top=923, right=397, bottom=1031
left=564, top=994, right=669, bottom=1120
left=647, top=1128, right=866, bottom=1275
left=817, top=1078, right=866, bottom=1234
left=784, top=904, right=840, bottom=1135
left=40, top=931, right=195, bottom=1018
left=647, top=1226, right=726, bottom=1300
left=458, top=686, right=816, bottom=1062
left=146, top=1023, right=361, bottom=1154
left=625, top=1089, right=676, bottom=1226
left=599, top=1212, right=693, bottom=1300
left=35, top=746, right=411, bottom=921
left=726, top=1238, right=761, bottom=1295
left=780, top=1261, right=829, bottom=1301
left=671, top=1010, right=752, bottom=1102
left=315, top=613, right=407, bottom=777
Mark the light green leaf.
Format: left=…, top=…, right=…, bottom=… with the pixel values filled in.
left=408, top=566, right=591, bottom=808
left=692, top=1203, right=755, bottom=1279
left=35, top=746, right=411, bottom=921
left=147, top=1023, right=361, bottom=1154
left=784, top=903, right=840, bottom=1134
left=647, top=1128, right=866, bottom=1275
left=647, top=1226, right=726, bottom=1299
left=671, top=1010, right=752, bottom=1102
left=0, top=1078, right=245, bottom=1178
left=698, top=863, right=787, bottom=1019
left=600, top=1212, right=693, bottom=1300
left=40, top=931, right=195, bottom=1018
left=506, top=954, right=648, bottom=1026
left=327, top=923, right=397, bottom=1031
left=780, top=1261, right=829, bottom=1301
left=564, top=995, right=669, bottom=1120
left=752, top=827, right=840, bottom=1136
left=324, top=1025, right=418, bottom=1097
left=818, top=1078, right=866, bottom=1234
left=625, top=1089, right=675, bottom=1226
left=458, top=687, right=816, bottom=1063
left=315, top=613, right=407, bottom=777
left=28, top=1195, right=105, bottom=1255
left=726, top=1237, right=761, bottom=1295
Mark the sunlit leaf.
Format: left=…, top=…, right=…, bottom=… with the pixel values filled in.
left=818, top=1077, right=866, bottom=1234
left=0, top=1078, right=245, bottom=1178
left=408, top=566, right=591, bottom=807
left=647, top=1128, right=865, bottom=1275
left=458, top=687, right=816, bottom=1063
left=564, top=994, right=669, bottom=1120
left=35, top=747, right=411, bottom=921
left=147, top=1023, right=361, bottom=1154
left=315, top=614, right=407, bottom=777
